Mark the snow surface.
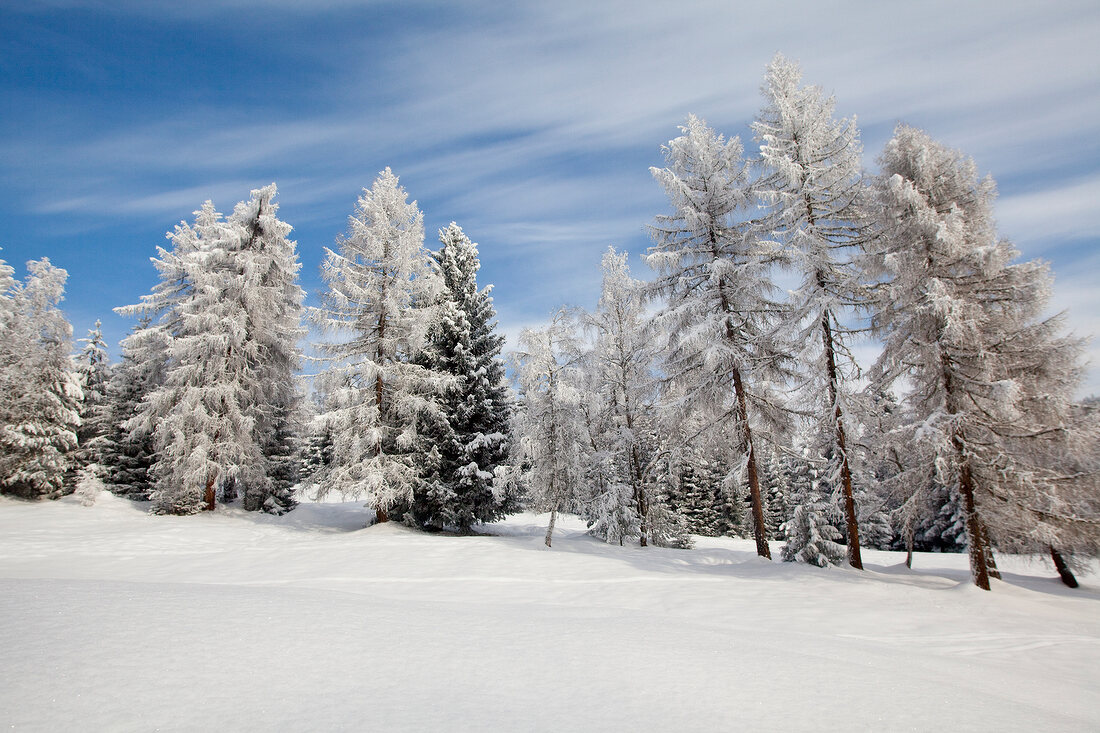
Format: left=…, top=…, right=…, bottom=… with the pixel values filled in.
left=1, top=492, right=1098, bottom=732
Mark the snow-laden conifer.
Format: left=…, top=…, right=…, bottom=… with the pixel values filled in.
left=0, top=259, right=82, bottom=499
left=512, top=309, right=588, bottom=547
left=868, top=124, right=1098, bottom=588
left=137, top=205, right=270, bottom=514
left=72, top=320, right=113, bottom=473
left=101, top=320, right=168, bottom=500
left=408, top=223, right=513, bottom=531
left=582, top=247, right=687, bottom=547
left=753, top=54, right=871, bottom=568
left=646, top=115, right=793, bottom=558
left=227, top=184, right=305, bottom=513
left=311, top=169, right=449, bottom=523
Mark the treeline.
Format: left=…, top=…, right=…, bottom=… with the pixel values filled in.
left=1, top=54, right=1097, bottom=590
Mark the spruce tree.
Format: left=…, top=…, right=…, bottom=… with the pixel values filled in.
left=101, top=321, right=168, bottom=501
left=72, top=320, right=113, bottom=472
left=409, top=223, right=512, bottom=531
left=228, top=184, right=305, bottom=514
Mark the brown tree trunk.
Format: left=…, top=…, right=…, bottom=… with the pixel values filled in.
left=732, top=367, right=771, bottom=559
left=204, top=474, right=216, bottom=512
left=1050, top=545, right=1079, bottom=588
left=954, top=432, right=991, bottom=590
left=375, top=507, right=388, bottom=524
left=821, top=309, right=862, bottom=569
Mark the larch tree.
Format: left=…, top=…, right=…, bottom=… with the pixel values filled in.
left=583, top=247, right=688, bottom=548
left=0, top=259, right=82, bottom=499
left=408, top=223, right=513, bottom=531
left=868, top=124, right=1098, bottom=589
left=312, top=168, right=449, bottom=524
left=512, top=308, right=588, bottom=548
left=753, top=53, right=871, bottom=569
left=646, top=115, right=793, bottom=559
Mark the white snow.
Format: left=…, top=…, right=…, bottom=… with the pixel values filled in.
left=1, top=492, right=1098, bottom=731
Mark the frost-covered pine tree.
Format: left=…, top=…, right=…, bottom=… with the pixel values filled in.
left=408, top=223, right=513, bottom=531
left=0, top=259, right=82, bottom=499
left=72, top=320, right=113, bottom=472
left=583, top=247, right=687, bottom=547
left=135, top=204, right=270, bottom=514
left=512, top=308, right=588, bottom=547
left=753, top=54, right=871, bottom=569
left=312, top=169, right=449, bottom=524
left=100, top=320, right=169, bottom=500
left=868, top=124, right=1097, bottom=589
left=646, top=115, right=793, bottom=558
left=227, top=184, right=305, bottom=514
left=781, top=448, right=846, bottom=566
left=761, top=447, right=793, bottom=540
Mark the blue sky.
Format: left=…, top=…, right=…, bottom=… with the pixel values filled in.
left=3, top=0, right=1099, bottom=393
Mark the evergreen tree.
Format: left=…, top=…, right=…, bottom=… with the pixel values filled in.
left=138, top=204, right=270, bottom=514
left=101, top=321, right=168, bottom=501
left=583, top=248, right=685, bottom=547
left=0, top=259, right=82, bottom=499
left=227, top=184, right=305, bottom=514
left=408, top=222, right=513, bottom=531
left=312, top=169, right=449, bottom=523
left=782, top=449, right=846, bottom=566
left=646, top=115, right=794, bottom=558
left=512, top=308, right=588, bottom=547
left=868, top=124, right=1098, bottom=588
left=72, top=320, right=113, bottom=472
left=753, top=54, right=871, bottom=569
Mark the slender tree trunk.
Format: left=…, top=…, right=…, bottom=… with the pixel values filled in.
left=545, top=505, right=558, bottom=548
left=821, top=307, right=862, bottom=569
left=954, top=432, right=991, bottom=591
left=1050, top=545, right=1079, bottom=588
left=904, top=515, right=914, bottom=569
left=978, top=519, right=1001, bottom=580
left=376, top=507, right=388, bottom=524
left=204, top=474, right=216, bottom=512
left=732, top=367, right=770, bottom=559
left=630, top=440, right=649, bottom=547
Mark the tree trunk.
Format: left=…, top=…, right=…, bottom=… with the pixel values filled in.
left=978, top=519, right=1001, bottom=580
left=954, top=433, right=991, bottom=590
left=375, top=507, right=388, bottom=524
left=204, top=474, right=216, bottom=512
left=821, top=308, right=862, bottom=570
left=905, top=516, right=914, bottom=569
left=1050, top=545, right=1079, bottom=588
left=544, top=506, right=558, bottom=548
left=732, top=367, right=770, bottom=559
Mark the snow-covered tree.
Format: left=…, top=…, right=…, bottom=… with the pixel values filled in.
left=227, top=184, right=305, bottom=514
left=408, top=222, right=513, bottom=531
left=100, top=320, right=168, bottom=500
left=72, top=319, right=113, bottom=473
left=136, top=205, right=270, bottom=514
left=646, top=115, right=794, bottom=558
left=583, top=247, right=687, bottom=547
left=311, top=169, right=449, bottom=523
left=753, top=54, right=871, bottom=569
left=868, top=124, right=1098, bottom=589
left=0, top=259, right=82, bottom=499
left=781, top=448, right=846, bottom=566
left=512, top=308, right=588, bottom=547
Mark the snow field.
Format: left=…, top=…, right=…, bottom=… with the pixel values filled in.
left=1, top=493, right=1098, bottom=732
